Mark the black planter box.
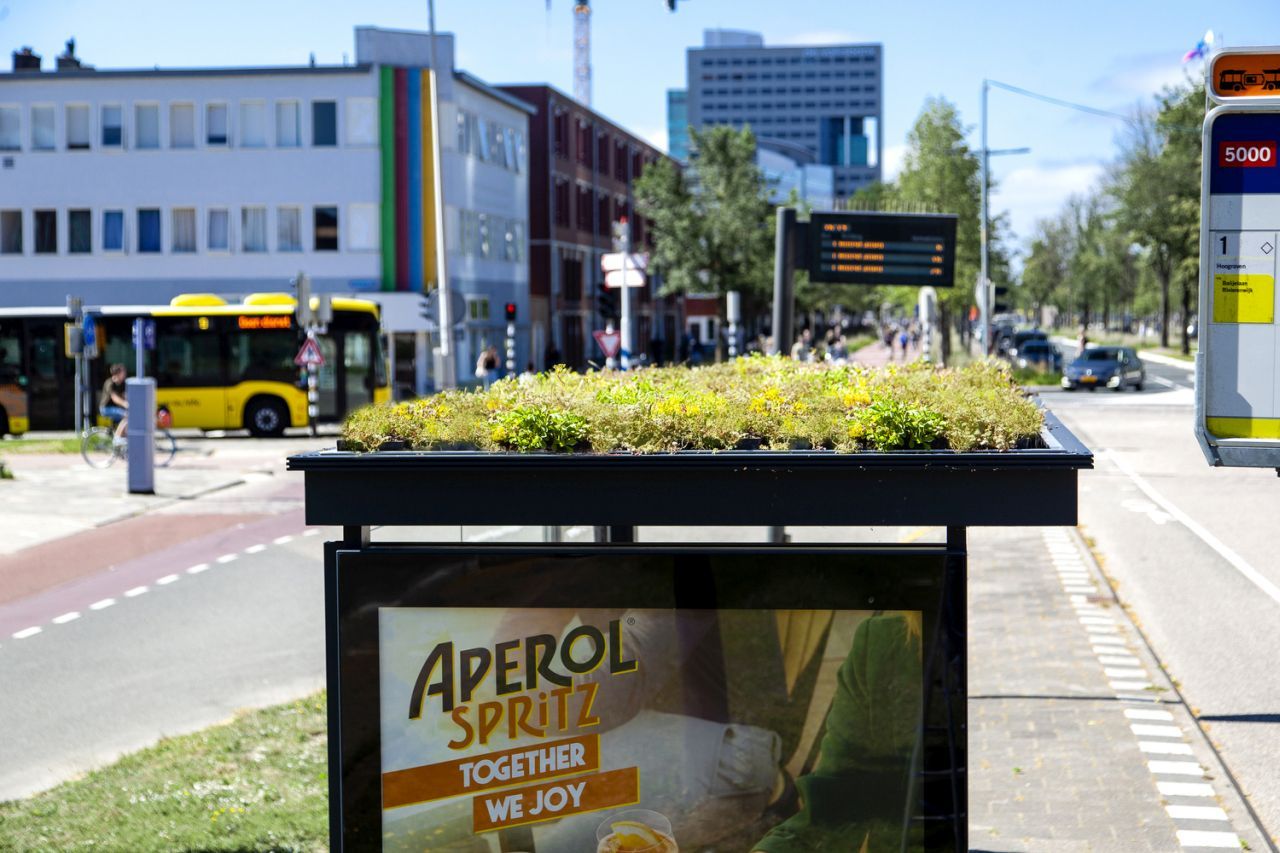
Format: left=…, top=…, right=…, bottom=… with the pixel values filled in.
left=288, top=410, right=1090, bottom=529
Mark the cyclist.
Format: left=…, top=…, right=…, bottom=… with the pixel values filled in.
left=99, top=363, right=128, bottom=440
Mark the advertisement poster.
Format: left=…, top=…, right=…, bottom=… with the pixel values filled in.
left=377, top=605, right=926, bottom=852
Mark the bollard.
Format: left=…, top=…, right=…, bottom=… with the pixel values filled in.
left=126, top=378, right=156, bottom=494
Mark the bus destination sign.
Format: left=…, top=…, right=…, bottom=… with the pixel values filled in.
left=807, top=211, right=957, bottom=287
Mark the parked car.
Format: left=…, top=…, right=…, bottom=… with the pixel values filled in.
left=1015, top=340, right=1062, bottom=372
left=1061, top=346, right=1145, bottom=391
left=1007, top=329, right=1049, bottom=358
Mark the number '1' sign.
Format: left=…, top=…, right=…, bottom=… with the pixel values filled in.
left=1218, top=141, right=1277, bottom=167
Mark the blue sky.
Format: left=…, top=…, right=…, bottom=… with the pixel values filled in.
left=8, top=0, right=1280, bottom=255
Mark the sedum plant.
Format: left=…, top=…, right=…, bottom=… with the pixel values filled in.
left=341, top=356, right=1045, bottom=454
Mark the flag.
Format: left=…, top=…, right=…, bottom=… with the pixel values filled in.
left=1183, top=29, right=1216, bottom=64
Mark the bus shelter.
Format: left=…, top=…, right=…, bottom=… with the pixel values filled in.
left=289, top=410, right=1090, bottom=852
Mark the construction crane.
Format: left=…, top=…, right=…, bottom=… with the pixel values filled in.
left=545, top=1, right=684, bottom=109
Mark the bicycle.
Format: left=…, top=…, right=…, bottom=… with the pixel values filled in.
left=81, top=412, right=177, bottom=469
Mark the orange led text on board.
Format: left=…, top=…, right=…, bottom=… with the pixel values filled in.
left=238, top=315, right=292, bottom=330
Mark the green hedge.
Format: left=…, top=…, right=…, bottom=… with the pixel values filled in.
left=342, top=356, right=1044, bottom=454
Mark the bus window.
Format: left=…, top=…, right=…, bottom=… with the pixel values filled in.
left=0, top=320, right=21, bottom=383
left=155, top=317, right=224, bottom=387
left=343, top=330, right=372, bottom=410
left=230, top=325, right=298, bottom=384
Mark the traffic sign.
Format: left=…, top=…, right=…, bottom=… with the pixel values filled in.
left=604, top=268, right=646, bottom=289
left=1210, top=48, right=1280, bottom=103
left=1195, top=57, right=1280, bottom=468
left=592, top=329, right=621, bottom=359
left=600, top=252, right=648, bottom=272
left=132, top=318, right=156, bottom=351
left=295, top=336, right=326, bottom=367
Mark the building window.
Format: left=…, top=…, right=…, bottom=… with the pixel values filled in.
left=172, top=208, right=196, bottom=253
left=103, top=210, right=123, bottom=252
left=553, top=179, right=570, bottom=227
left=137, top=209, right=160, bottom=253
left=576, top=120, right=591, bottom=165
left=277, top=206, right=301, bottom=252
left=346, top=97, right=377, bottom=146
left=170, top=103, right=195, bottom=148
left=66, top=104, right=90, bottom=149
left=69, top=209, right=91, bottom=254
left=32, top=105, right=54, bottom=150
left=553, top=110, right=568, bottom=158
left=135, top=104, right=160, bottom=149
left=597, top=131, right=610, bottom=173
left=597, top=193, right=610, bottom=237
left=576, top=185, right=593, bottom=232
left=0, top=210, right=21, bottom=254
left=312, top=101, right=337, bottom=147
left=614, top=141, right=627, bottom=180
left=275, top=100, right=300, bottom=147
left=206, top=103, right=228, bottom=146
left=207, top=208, right=229, bottom=251
left=467, top=297, right=490, bottom=321
left=241, top=206, right=267, bottom=252
left=314, top=206, right=338, bottom=250
left=0, top=106, right=20, bottom=150
left=239, top=101, right=267, bottom=148
left=34, top=209, right=56, bottom=254
left=348, top=203, right=378, bottom=251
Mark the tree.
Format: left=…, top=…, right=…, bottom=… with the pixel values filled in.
left=893, top=98, right=984, bottom=362
left=634, top=126, right=775, bottom=351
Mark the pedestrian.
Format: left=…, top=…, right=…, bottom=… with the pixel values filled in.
left=1077, top=326, right=1089, bottom=354
left=898, top=328, right=909, bottom=361
left=790, top=328, right=813, bottom=362
left=475, top=345, right=500, bottom=389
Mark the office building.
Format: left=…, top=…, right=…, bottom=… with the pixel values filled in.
left=0, top=28, right=533, bottom=393
left=679, top=28, right=882, bottom=200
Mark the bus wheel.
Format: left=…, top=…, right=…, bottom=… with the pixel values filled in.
left=246, top=398, right=287, bottom=438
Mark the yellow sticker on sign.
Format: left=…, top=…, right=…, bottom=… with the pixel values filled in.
left=1213, top=274, right=1275, bottom=323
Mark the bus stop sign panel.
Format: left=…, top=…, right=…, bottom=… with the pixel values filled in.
left=1197, top=97, right=1280, bottom=467
left=1211, top=50, right=1280, bottom=101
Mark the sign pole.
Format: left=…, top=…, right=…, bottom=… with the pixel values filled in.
left=771, top=206, right=798, bottom=356
left=68, top=296, right=82, bottom=434
left=619, top=219, right=632, bottom=370
left=726, top=290, right=741, bottom=359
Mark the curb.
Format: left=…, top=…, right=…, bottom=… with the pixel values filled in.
left=1068, top=526, right=1276, bottom=851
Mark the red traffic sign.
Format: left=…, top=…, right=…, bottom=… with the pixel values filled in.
left=592, top=329, right=621, bottom=359
left=294, top=336, right=325, bottom=367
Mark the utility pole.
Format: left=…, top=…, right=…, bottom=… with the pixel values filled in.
left=978, top=79, right=1030, bottom=356
left=67, top=296, right=83, bottom=434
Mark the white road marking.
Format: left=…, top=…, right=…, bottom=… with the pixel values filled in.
left=1081, top=616, right=1116, bottom=625
left=1167, top=804, right=1229, bottom=821
left=1065, top=586, right=1097, bottom=594
left=124, top=586, right=148, bottom=597
left=1175, top=830, right=1241, bottom=848
left=1086, top=625, right=1119, bottom=634
left=1131, top=724, right=1183, bottom=738
left=1104, top=667, right=1147, bottom=679
left=1106, top=449, right=1280, bottom=608
left=156, top=574, right=180, bottom=585
left=1150, top=375, right=1177, bottom=389
left=1158, top=781, right=1214, bottom=797
left=302, top=528, right=320, bottom=537
left=215, top=553, right=238, bottom=564
left=12, top=626, right=41, bottom=639
left=1149, top=760, right=1205, bottom=776
left=187, top=563, right=211, bottom=574
left=1091, top=636, right=1126, bottom=646
left=1140, top=741, right=1194, bottom=756
left=1112, top=680, right=1153, bottom=691
left=52, top=612, right=81, bottom=625
left=1099, top=655, right=1141, bottom=666
left=244, top=544, right=267, bottom=554
left=1127, top=709, right=1175, bottom=721
left=89, top=598, right=116, bottom=610
left=272, top=535, right=294, bottom=545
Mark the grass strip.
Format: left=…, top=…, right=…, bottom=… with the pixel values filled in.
left=0, top=693, right=329, bottom=852
left=0, top=438, right=83, bottom=455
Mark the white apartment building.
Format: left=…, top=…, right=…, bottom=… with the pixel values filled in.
left=0, top=30, right=533, bottom=393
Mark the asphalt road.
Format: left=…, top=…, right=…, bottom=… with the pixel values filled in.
left=1047, top=344, right=1280, bottom=841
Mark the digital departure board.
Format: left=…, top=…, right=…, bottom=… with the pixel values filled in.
left=807, top=212, right=957, bottom=287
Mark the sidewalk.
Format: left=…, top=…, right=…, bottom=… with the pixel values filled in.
left=968, top=526, right=1267, bottom=851
left=851, top=338, right=921, bottom=367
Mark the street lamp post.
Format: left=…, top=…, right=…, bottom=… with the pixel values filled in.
left=978, top=79, right=1030, bottom=355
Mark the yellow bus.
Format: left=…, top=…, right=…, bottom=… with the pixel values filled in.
left=0, top=292, right=390, bottom=437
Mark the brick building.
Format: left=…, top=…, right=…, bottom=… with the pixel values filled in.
left=499, top=84, right=682, bottom=370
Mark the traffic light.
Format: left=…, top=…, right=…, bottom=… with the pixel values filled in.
left=598, top=282, right=618, bottom=322
left=994, top=286, right=1010, bottom=315
left=504, top=301, right=517, bottom=322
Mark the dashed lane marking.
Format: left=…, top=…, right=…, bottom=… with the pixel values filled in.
left=215, top=553, right=238, bottom=564
left=89, top=598, right=115, bottom=610
left=51, top=612, right=81, bottom=625
left=1127, top=709, right=1175, bottom=721
left=1167, top=805, right=1230, bottom=821
left=1131, top=724, right=1183, bottom=738
left=124, top=586, right=148, bottom=598
left=187, top=563, right=211, bottom=574
left=272, top=535, right=294, bottom=545
left=1159, top=781, right=1215, bottom=797
left=1149, top=761, right=1206, bottom=776
left=244, top=544, right=266, bottom=555
left=12, top=626, right=41, bottom=640
left=1175, top=829, right=1242, bottom=848
left=156, top=574, right=179, bottom=585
